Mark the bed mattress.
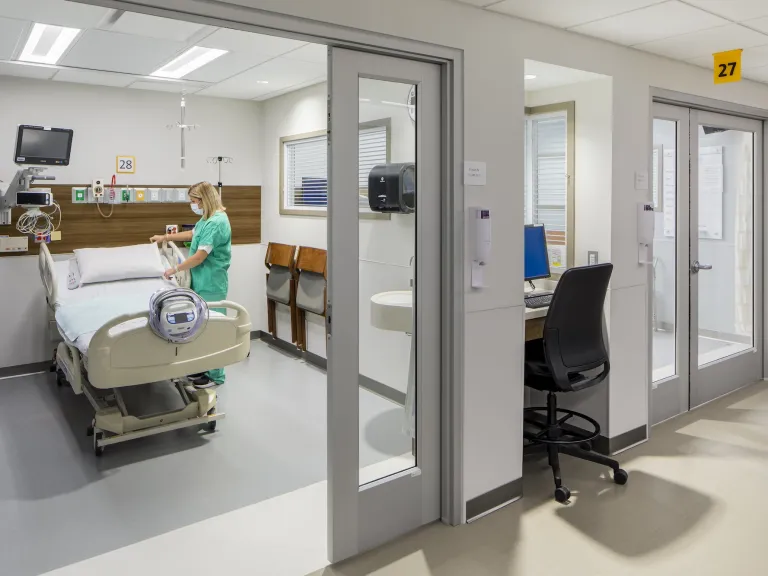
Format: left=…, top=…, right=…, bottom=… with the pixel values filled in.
left=54, top=260, right=173, bottom=356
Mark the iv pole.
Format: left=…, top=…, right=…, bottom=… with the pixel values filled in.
left=207, top=156, right=233, bottom=196
left=167, top=92, right=198, bottom=169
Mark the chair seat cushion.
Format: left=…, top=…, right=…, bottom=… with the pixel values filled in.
left=296, top=272, right=325, bottom=315
left=266, top=266, right=292, bottom=304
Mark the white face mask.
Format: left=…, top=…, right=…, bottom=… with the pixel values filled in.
left=190, top=203, right=204, bottom=216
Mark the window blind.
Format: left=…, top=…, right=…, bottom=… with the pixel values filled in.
left=284, top=135, right=328, bottom=210
left=358, top=124, right=388, bottom=209
left=526, top=113, right=568, bottom=253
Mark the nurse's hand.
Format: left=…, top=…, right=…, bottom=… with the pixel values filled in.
left=163, top=268, right=176, bottom=280
left=150, top=234, right=166, bottom=244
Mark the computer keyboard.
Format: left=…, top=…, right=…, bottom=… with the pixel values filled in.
left=525, top=293, right=553, bottom=309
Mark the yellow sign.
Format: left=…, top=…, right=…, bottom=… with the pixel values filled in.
left=135, top=188, right=146, bottom=202
left=713, top=49, right=742, bottom=84
left=116, top=155, right=135, bottom=174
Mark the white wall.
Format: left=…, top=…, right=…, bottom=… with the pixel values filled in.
left=0, top=76, right=262, bottom=368
left=259, top=80, right=415, bottom=392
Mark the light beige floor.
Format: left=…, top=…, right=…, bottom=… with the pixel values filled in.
left=312, top=381, right=768, bottom=576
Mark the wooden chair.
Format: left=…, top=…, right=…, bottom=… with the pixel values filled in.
left=265, top=242, right=298, bottom=343
left=294, top=247, right=328, bottom=352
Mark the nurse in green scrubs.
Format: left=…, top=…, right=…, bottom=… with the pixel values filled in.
left=152, top=181, right=232, bottom=388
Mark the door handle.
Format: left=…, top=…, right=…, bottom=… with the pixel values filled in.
left=691, top=261, right=713, bottom=274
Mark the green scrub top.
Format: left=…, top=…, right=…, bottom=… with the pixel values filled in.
left=190, top=210, right=232, bottom=302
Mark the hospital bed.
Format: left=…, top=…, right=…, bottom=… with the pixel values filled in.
left=39, top=242, right=252, bottom=455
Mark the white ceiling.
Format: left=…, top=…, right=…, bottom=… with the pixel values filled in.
left=524, top=60, right=608, bottom=90
left=0, top=0, right=327, bottom=100
left=455, top=0, right=768, bottom=83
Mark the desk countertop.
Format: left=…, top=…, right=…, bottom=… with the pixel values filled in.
left=524, top=306, right=548, bottom=320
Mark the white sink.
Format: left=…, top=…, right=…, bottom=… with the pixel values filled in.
left=371, top=290, right=413, bottom=332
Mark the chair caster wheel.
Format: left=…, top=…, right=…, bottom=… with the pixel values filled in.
left=207, top=421, right=217, bottom=432
left=613, top=469, right=629, bottom=485
left=554, top=486, right=571, bottom=503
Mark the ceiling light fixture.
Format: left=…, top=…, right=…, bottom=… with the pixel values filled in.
left=19, top=23, right=80, bottom=65
left=151, top=46, right=227, bottom=79
left=524, top=74, right=537, bottom=80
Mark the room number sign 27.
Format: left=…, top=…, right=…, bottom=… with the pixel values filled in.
left=116, top=155, right=136, bottom=174
left=713, top=49, right=743, bottom=85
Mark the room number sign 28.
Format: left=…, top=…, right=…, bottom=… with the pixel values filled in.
left=116, top=155, right=136, bottom=174
left=713, top=49, right=743, bottom=85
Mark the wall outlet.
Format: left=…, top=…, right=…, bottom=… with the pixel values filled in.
left=588, top=251, right=599, bottom=266
left=72, top=188, right=87, bottom=203
left=0, top=236, right=28, bottom=252
left=135, top=189, right=146, bottom=202
left=92, top=178, right=105, bottom=199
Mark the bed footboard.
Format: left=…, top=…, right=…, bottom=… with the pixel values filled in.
left=86, top=302, right=251, bottom=389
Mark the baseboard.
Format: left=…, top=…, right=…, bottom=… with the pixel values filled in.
left=358, top=374, right=406, bottom=406
left=0, top=361, right=51, bottom=381
left=592, top=425, right=647, bottom=455
left=253, top=331, right=328, bottom=370
left=465, top=477, right=523, bottom=522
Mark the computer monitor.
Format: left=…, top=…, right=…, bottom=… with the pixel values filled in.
left=524, top=224, right=551, bottom=281
left=14, top=125, right=73, bottom=166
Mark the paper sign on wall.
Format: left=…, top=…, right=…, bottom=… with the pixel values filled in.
left=713, top=49, right=742, bottom=84
left=464, top=161, right=487, bottom=186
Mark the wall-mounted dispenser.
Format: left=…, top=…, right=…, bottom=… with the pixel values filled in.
left=368, top=163, right=415, bottom=213
left=637, top=202, right=655, bottom=265
left=470, top=207, right=491, bottom=288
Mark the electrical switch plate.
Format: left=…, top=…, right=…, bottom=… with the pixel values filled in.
left=176, top=188, right=187, bottom=203
left=588, top=251, right=598, bottom=266
left=149, top=188, right=160, bottom=202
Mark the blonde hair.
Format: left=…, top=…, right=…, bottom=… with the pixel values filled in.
left=188, top=182, right=225, bottom=219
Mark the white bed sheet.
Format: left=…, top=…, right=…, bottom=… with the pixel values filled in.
left=52, top=261, right=222, bottom=357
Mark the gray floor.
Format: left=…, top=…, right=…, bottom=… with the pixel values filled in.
left=0, top=341, right=409, bottom=576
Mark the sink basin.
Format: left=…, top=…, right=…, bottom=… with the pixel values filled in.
left=371, top=290, right=413, bottom=332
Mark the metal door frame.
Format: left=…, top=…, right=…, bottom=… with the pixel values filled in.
left=650, top=103, right=690, bottom=425
left=78, top=0, right=466, bottom=537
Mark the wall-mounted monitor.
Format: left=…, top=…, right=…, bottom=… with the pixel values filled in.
left=14, top=125, right=74, bottom=166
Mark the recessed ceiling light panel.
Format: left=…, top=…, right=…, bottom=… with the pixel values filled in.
left=19, top=23, right=80, bottom=65
left=151, top=46, right=227, bottom=79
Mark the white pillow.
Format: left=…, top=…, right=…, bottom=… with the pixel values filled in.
left=74, top=244, right=165, bottom=286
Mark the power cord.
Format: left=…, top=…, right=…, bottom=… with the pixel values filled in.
left=16, top=202, right=61, bottom=236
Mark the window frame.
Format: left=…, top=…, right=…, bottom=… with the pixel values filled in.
left=524, top=101, right=575, bottom=276
left=279, top=119, right=392, bottom=218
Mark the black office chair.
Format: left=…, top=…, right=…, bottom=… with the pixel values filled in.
left=523, top=263, right=628, bottom=503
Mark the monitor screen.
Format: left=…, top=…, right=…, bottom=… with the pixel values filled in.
left=524, top=225, right=551, bottom=281
left=14, top=125, right=73, bottom=166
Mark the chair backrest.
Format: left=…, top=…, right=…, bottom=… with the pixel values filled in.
left=543, top=263, right=612, bottom=390
left=265, top=243, right=297, bottom=305
left=295, top=247, right=327, bottom=315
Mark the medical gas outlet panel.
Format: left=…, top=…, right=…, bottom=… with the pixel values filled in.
left=72, top=186, right=190, bottom=204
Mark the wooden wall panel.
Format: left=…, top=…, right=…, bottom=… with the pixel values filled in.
left=0, top=184, right=260, bottom=256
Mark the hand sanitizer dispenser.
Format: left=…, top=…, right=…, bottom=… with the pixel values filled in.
left=471, top=207, right=491, bottom=288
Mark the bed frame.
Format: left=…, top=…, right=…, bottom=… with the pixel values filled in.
left=39, top=243, right=252, bottom=455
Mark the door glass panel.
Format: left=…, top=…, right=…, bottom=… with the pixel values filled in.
left=652, top=119, right=677, bottom=383
left=697, top=125, right=754, bottom=366
left=358, top=78, right=416, bottom=485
